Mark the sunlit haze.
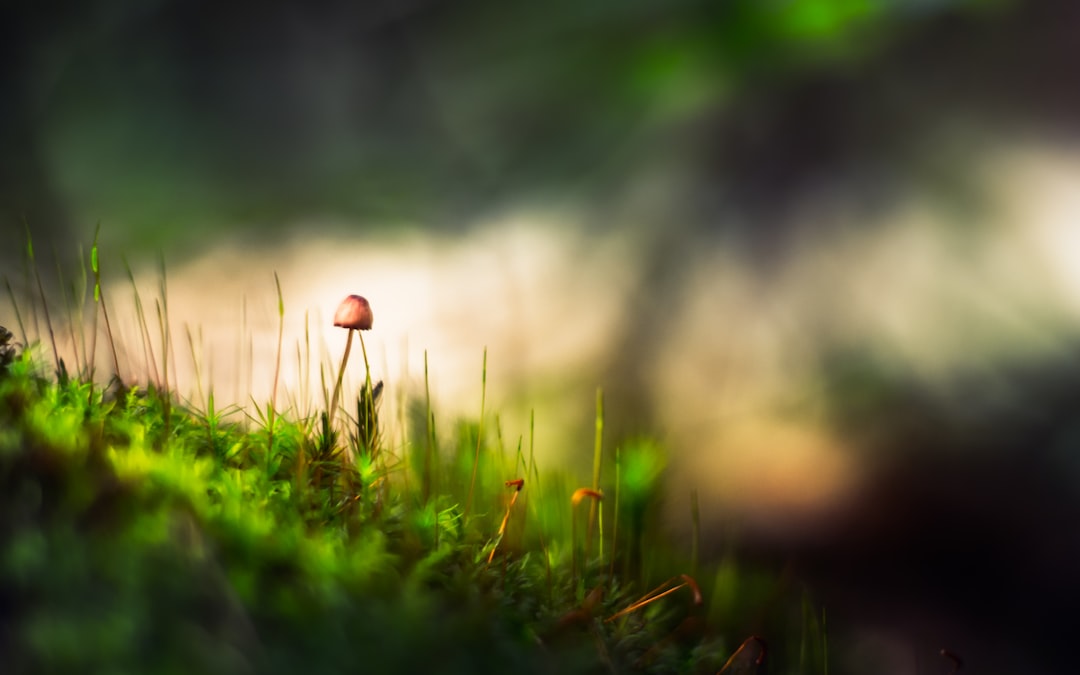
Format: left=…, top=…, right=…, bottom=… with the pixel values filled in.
left=7, top=139, right=1080, bottom=540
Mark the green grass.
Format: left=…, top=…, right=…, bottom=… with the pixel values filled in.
left=0, top=239, right=828, bottom=675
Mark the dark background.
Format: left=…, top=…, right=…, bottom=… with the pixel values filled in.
left=8, top=0, right=1079, bottom=257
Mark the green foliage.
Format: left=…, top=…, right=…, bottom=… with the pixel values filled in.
left=0, top=241, right=819, bottom=673
left=0, top=326, right=17, bottom=373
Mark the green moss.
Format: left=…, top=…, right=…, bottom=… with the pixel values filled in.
left=0, top=311, right=809, bottom=674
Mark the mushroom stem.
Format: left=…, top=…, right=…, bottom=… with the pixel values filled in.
left=328, top=327, right=354, bottom=428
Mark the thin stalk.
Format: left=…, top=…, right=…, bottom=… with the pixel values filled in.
left=205, top=391, right=217, bottom=457
left=244, top=296, right=254, bottom=405
left=303, top=310, right=311, bottom=418
left=267, top=271, right=285, bottom=467
left=609, top=443, right=621, bottom=581
left=22, top=234, right=40, bottom=346
left=70, top=243, right=88, bottom=378
left=423, top=349, right=434, bottom=502
left=431, top=415, right=439, bottom=549
left=572, top=498, right=578, bottom=594
left=572, top=488, right=603, bottom=599
left=397, top=338, right=409, bottom=495
left=90, top=225, right=120, bottom=382
left=55, top=243, right=83, bottom=375
left=513, top=436, right=524, bottom=487
left=319, top=363, right=330, bottom=424
left=185, top=324, right=206, bottom=411
left=357, top=329, right=374, bottom=454
left=88, top=264, right=100, bottom=389
left=246, top=330, right=254, bottom=411
left=527, top=408, right=551, bottom=603
left=125, top=258, right=159, bottom=387
left=512, top=436, right=525, bottom=539
left=465, top=346, right=487, bottom=519
left=691, top=487, right=700, bottom=577
left=53, top=241, right=83, bottom=377
left=292, top=342, right=303, bottom=415
left=605, top=576, right=686, bottom=622
left=234, top=297, right=245, bottom=405
left=587, top=387, right=604, bottom=564
left=718, top=637, right=767, bottom=674
left=3, top=277, right=28, bottom=352
left=158, top=256, right=171, bottom=398
left=487, top=479, right=524, bottom=565
left=26, top=228, right=60, bottom=374
left=155, top=299, right=171, bottom=438
left=494, top=414, right=506, bottom=479
left=154, top=258, right=178, bottom=434
left=294, top=407, right=308, bottom=502
left=528, top=409, right=536, bottom=488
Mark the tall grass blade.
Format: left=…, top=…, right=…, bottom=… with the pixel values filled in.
left=588, top=387, right=604, bottom=564
left=87, top=231, right=101, bottom=383
left=327, top=328, right=354, bottom=428
left=65, top=242, right=86, bottom=378
left=423, top=349, right=434, bottom=502
left=157, top=254, right=174, bottom=397
left=26, top=226, right=60, bottom=374
left=124, top=257, right=160, bottom=387
left=267, top=271, right=285, bottom=463
left=357, top=328, right=375, bottom=453
left=185, top=323, right=206, bottom=413
left=691, top=487, right=700, bottom=577
left=3, top=276, right=28, bottom=349
left=155, top=299, right=171, bottom=438
left=609, top=442, right=621, bottom=581
left=465, top=346, right=486, bottom=519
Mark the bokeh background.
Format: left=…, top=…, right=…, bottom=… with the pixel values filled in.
left=5, top=1, right=1080, bottom=673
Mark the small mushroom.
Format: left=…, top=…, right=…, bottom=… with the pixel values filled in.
left=328, top=295, right=374, bottom=428
left=333, top=294, right=373, bottom=331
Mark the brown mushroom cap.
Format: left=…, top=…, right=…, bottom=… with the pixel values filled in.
left=333, top=294, right=373, bottom=330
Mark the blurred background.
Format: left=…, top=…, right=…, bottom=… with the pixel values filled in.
left=5, top=0, right=1080, bottom=672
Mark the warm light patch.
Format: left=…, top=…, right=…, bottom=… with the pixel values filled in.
left=672, top=417, right=857, bottom=533
left=96, top=211, right=637, bottom=457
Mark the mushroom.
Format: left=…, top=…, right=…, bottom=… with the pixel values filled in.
left=328, top=294, right=374, bottom=429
